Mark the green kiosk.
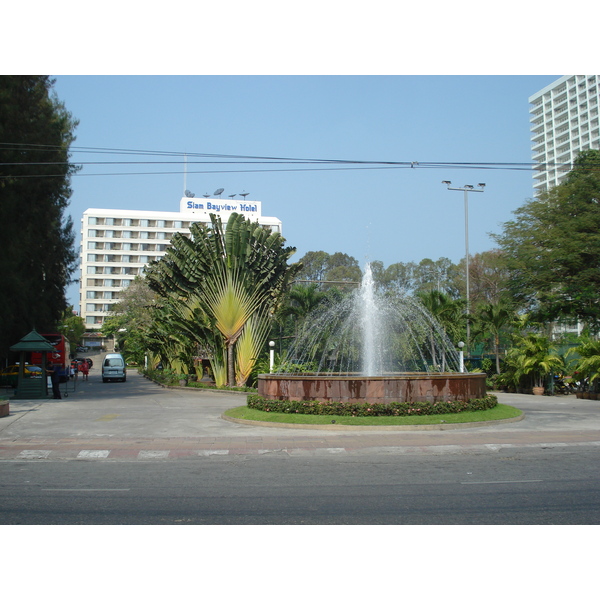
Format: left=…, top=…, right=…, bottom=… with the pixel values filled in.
left=9, top=330, right=55, bottom=399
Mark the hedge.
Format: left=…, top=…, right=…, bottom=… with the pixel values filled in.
left=247, top=394, right=498, bottom=417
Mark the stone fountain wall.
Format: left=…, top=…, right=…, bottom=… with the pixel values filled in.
left=258, top=373, right=488, bottom=405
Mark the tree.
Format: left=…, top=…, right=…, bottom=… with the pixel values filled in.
left=145, top=213, right=301, bottom=386
left=58, top=308, right=86, bottom=349
left=453, top=250, right=511, bottom=306
left=471, top=301, right=516, bottom=374
left=492, top=150, right=600, bottom=329
left=0, top=76, right=79, bottom=359
left=414, top=257, right=460, bottom=297
left=295, top=251, right=362, bottom=290
left=503, top=332, right=564, bottom=391
left=102, top=278, right=160, bottom=364
left=325, top=252, right=362, bottom=286
left=416, top=290, right=466, bottom=370
left=279, top=283, right=327, bottom=322
left=295, top=251, right=330, bottom=282
left=373, top=260, right=417, bottom=294
left=566, top=336, right=600, bottom=392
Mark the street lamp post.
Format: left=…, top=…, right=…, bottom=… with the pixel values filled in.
left=442, top=181, right=485, bottom=351
left=269, top=341, right=275, bottom=373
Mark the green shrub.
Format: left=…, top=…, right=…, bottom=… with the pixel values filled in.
left=247, top=394, right=497, bottom=417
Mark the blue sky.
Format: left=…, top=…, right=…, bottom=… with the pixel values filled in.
left=53, top=75, right=560, bottom=306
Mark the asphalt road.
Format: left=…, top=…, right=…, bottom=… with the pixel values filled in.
left=1, top=362, right=600, bottom=524
left=1, top=445, right=599, bottom=524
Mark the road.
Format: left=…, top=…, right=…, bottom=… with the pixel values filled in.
left=1, top=444, right=600, bottom=524
left=1, top=362, right=600, bottom=524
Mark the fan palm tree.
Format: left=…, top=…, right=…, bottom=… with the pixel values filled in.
left=145, top=213, right=301, bottom=386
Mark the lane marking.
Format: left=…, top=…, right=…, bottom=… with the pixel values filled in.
left=18, top=450, right=51, bottom=459
left=77, top=450, right=110, bottom=459
left=42, top=488, right=130, bottom=492
left=460, top=479, right=544, bottom=485
left=138, top=450, right=170, bottom=459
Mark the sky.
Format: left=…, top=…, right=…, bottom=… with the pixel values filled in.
left=52, top=74, right=560, bottom=307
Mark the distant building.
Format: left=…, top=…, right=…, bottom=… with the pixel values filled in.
left=529, top=75, right=600, bottom=195
left=79, top=196, right=282, bottom=330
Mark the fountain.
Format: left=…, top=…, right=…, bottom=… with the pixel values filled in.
left=257, top=264, right=486, bottom=405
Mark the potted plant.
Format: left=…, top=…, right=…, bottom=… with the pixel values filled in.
left=566, top=337, right=600, bottom=400
left=506, top=333, right=564, bottom=395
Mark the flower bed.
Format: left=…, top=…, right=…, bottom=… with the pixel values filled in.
left=247, top=393, right=498, bottom=417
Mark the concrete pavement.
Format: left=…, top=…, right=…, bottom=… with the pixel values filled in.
left=1, top=368, right=600, bottom=461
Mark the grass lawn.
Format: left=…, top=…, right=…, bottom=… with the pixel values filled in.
left=224, top=403, right=522, bottom=427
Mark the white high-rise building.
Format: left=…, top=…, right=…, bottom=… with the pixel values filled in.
left=79, top=196, right=282, bottom=330
left=529, top=75, right=600, bottom=195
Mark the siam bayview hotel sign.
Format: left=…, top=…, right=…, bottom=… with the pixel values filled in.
left=180, top=196, right=262, bottom=218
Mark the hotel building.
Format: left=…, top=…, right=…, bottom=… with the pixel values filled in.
left=79, top=196, right=282, bottom=330
left=529, top=75, right=600, bottom=195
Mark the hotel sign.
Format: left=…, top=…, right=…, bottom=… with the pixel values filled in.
left=180, top=197, right=262, bottom=217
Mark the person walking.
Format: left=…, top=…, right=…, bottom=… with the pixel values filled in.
left=79, top=360, right=89, bottom=381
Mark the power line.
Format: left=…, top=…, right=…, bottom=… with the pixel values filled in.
left=0, top=141, right=590, bottom=179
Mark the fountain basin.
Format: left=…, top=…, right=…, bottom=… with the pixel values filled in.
left=257, top=372, right=487, bottom=405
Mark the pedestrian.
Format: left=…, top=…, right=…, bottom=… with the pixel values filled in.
left=47, top=364, right=62, bottom=399
left=79, top=360, right=89, bottom=381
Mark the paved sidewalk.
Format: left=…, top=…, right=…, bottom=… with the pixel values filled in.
left=1, top=370, right=600, bottom=460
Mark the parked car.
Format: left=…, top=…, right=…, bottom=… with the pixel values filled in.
left=102, top=353, right=126, bottom=382
left=0, top=364, right=43, bottom=387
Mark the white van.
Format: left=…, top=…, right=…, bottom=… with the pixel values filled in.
left=102, top=353, right=127, bottom=382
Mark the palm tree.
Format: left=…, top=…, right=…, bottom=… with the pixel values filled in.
left=278, top=282, right=327, bottom=337
left=566, top=337, right=600, bottom=392
left=471, top=301, right=516, bottom=374
left=203, top=270, right=265, bottom=387
left=145, top=213, right=301, bottom=387
left=416, top=290, right=465, bottom=370
left=506, top=332, right=564, bottom=391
